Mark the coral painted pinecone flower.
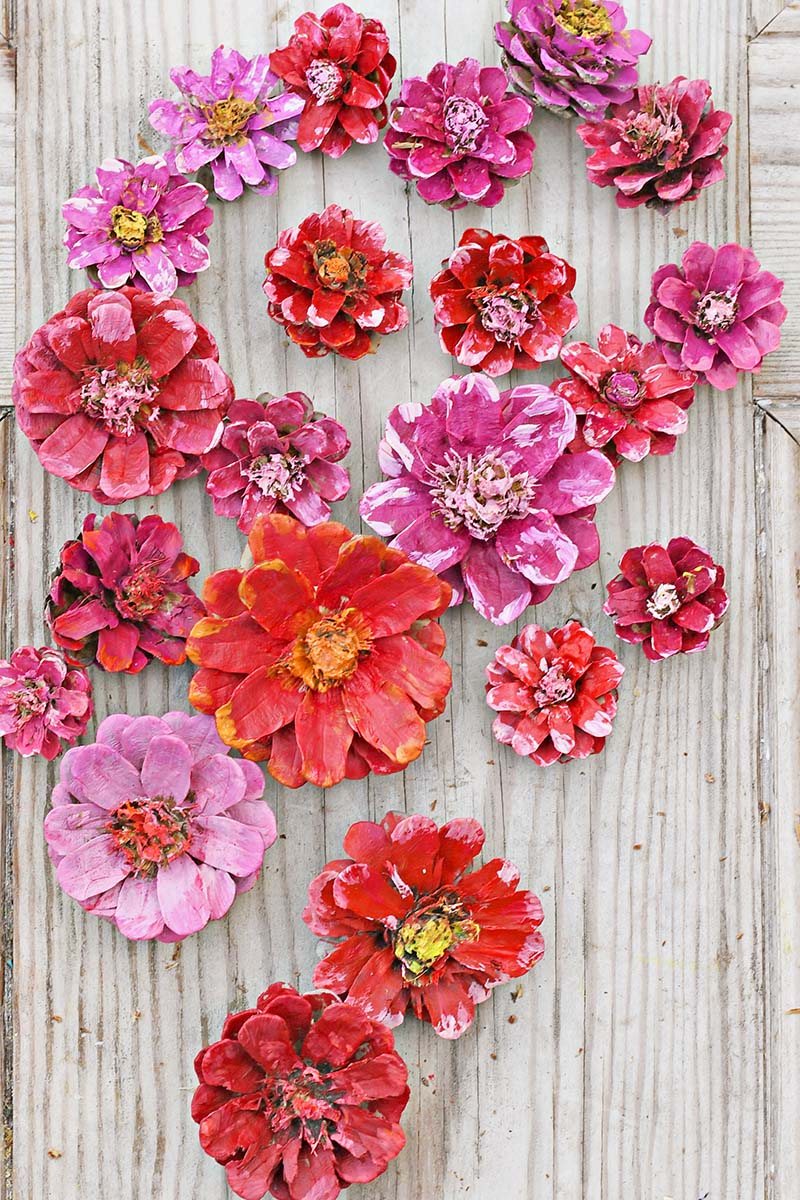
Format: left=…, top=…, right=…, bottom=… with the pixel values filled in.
left=604, top=538, right=729, bottom=660
left=486, top=621, right=623, bottom=765
left=192, top=981, right=409, bottom=1200
left=305, top=812, right=545, bottom=1039
left=187, top=514, right=452, bottom=788
left=384, top=57, right=535, bottom=209
left=63, top=155, right=213, bottom=295
left=270, top=3, right=397, bottom=158
left=202, top=392, right=351, bottom=533
left=360, top=373, right=615, bottom=625
left=577, top=77, right=731, bottom=209
left=13, top=287, right=233, bottom=503
left=495, top=0, right=652, bottom=122
left=430, top=228, right=578, bottom=376
left=263, top=204, right=412, bottom=360
left=644, top=242, right=787, bottom=390
left=149, top=45, right=304, bottom=201
left=0, top=647, right=92, bottom=760
left=45, top=711, right=276, bottom=941
left=47, top=512, right=206, bottom=674
left=555, top=324, right=697, bottom=463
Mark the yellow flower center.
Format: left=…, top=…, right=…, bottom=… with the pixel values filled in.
left=288, top=610, right=372, bottom=692
left=393, top=898, right=480, bottom=981
left=557, top=0, right=613, bottom=38
left=110, top=206, right=160, bottom=249
left=205, top=96, right=259, bottom=143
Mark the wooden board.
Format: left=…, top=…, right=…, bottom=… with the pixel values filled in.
left=4, top=1, right=799, bottom=1197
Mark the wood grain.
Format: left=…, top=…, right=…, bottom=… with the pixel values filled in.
left=3, top=1, right=797, bottom=1197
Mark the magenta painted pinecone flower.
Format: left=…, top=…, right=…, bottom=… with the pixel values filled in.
left=495, top=0, right=652, bottom=122
left=555, top=324, right=697, bottom=463
left=577, top=77, right=732, bottom=209
left=0, top=647, right=92, bottom=760
left=47, top=512, right=206, bottom=674
left=384, top=58, right=535, bottom=210
left=202, top=392, right=351, bottom=533
left=149, top=46, right=304, bottom=201
left=360, top=373, right=615, bottom=625
left=45, top=711, right=277, bottom=941
left=62, top=156, right=213, bottom=295
left=644, top=242, right=787, bottom=390
left=604, top=538, right=729, bottom=660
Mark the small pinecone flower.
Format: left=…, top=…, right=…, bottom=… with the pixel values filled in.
left=47, top=512, right=206, bottom=674
left=604, top=538, right=729, bottom=660
left=202, top=392, right=351, bottom=533
left=486, top=621, right=623, bottom=765
left=430, top=228, right=578, bottom=376
left=270, top=3, right=397, bottom=158
left=555, top=324, right=697, bottom=463
left=263, top=203, right=412, bottom=360
left=192, top=982, right=409, bottom=1200
left=384, top=57, right=535, bottom=210
left=577, top=77, right=732, bottom=209
left=496, top=0, right=652, bottom=122
left=0, top=647, right=92, bottom=760
left=62, top=155, right=213, bottom=295
left=149, top=46, right=304, bottom=201
left=644, top=241, right=787, bottom=390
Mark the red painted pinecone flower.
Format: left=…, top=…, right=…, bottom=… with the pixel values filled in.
left=270, top=3, right=397, bottom=158
left=192, top=981, right=409, bottom=1200
left=604, top=538, right=729, bottom=660
left=430, top=228, right=578, bottom=376
left=263, top=204, right=412, bottom=360
left=305, top=812, right=545, bottom=1039
left=486, top=620, right=623, bottom=765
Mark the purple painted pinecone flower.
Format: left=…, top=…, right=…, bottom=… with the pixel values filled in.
left=495, top=0, right=652, bottom=123
left=149, top=45, right=304, bottom=201
left=62, top=156, right=213, bottom=295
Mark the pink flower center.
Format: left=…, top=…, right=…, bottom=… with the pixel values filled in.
left=533, top=665, right=576, bottom=707
left=602, top=370, right=643, bottom=410
left=693, top=290, right=739, bottom=335
left=393, top=891, right=479, bottom=982
left=646, top=582, right=681, bottom=620
left=107, top=796, right=192, bottom=877
left=430, top=450, right=534, bottom=540
left=475, top=286, right=536, bottom=343
left=305, top=58, right=345, bottom=104
left=245, top=452, right=305, bottom=501
left=443, top=96, right=488, bottom=153
left=80, top=364, right=159, bottom=438
left=556, top=0, right=613, bottom=40
left=623, top=91, right=688, bottom=165
left=115, top=566, right=169, bottom=620
left=9, top=679, right=49, bottom=725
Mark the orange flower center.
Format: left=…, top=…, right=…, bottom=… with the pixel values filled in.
left=205, top=96, right=259, bottom=143
left=288, top=610, right=372, bottom=692
left=312, top=239, right=368, bottom=291
left=107, top=796, right=192, bottom=878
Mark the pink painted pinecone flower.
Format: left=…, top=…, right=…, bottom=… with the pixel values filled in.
left=149, top=45, right=304, bottom=201
left=47, top=512, right=206, bottom=674
left=486, top=621, right=623, bottom=765
left=62, top=155, right=213, bottom=295
left=496, top=0, right=651, bottom=122
left=384, top=58, right=535, bottom=210
left=202, top=392, right=351, bottom=534
left=555, top=324, right=697, bottom=463
left=45, top=711, right=277, bottom=941
left=577, top=77, right=731, bottom=209
left=644, top=242, right=787, bottom=390
left=0, top=647, right=92, bottom=760
left=360, top=373, right=616, bottom=625
left=604, top=538, right=729, bottom=660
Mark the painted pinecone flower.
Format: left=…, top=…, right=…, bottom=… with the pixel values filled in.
left=644, top=241, right=787, bottom=390
left=555, top=324, right=697, bottom=463
left=0, top=647, right=92, bottom=760
left=46, top=512, right=205, bottom=674
left=604, top=538, right=729, bottom=660
left=305, top=812, right=545, bottom=1039
left=12, top=287, right=233, bottom=503
left=384, top=57, right=535, bottom=209
left=486, top=621, right=623, bottom=765
left=263, top=204, right=412, bottom=360
left=270, top=3, right=397, bottom=158
left=577, top=77, right=732, bottom=209
left=495, top=0, right=651, bottom=122
left=192, top=982, right=409, bottom=1200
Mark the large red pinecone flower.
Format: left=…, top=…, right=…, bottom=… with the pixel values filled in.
left=430, top=227, right=578, bottom=376
left=192, top=981, right=409, bottom=1200
left=305, top=812, right=545, bottom=1039
left=263, top=204, right=412, bottom=360
left=13, top=287, right=233, bottom=503
left=187, top=514, right=452, bottom=788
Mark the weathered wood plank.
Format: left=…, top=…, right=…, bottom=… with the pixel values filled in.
left=0, top=46, right=14, bottom=405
